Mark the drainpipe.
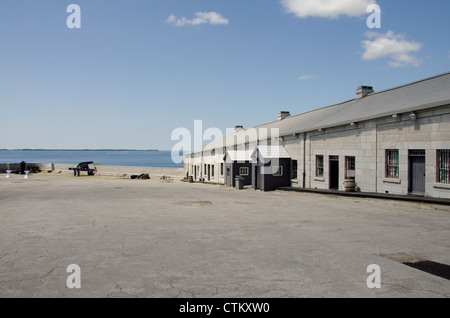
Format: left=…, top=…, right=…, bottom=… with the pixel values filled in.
left=375, top=124, right=378, bottom=194
left=303, top=133, right=306, bottom=188
left=309, top=133, right=313, bottom=188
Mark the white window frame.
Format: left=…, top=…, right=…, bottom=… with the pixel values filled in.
left=273, top=166, right=283, bottom=177
left=239, top=167, right=249, bottom=176
left=316, top=155, right=324, bottom=178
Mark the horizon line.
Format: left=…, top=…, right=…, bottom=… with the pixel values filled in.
left=0, top=149, right=162, bottom=152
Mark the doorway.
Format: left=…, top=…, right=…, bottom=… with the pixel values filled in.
left=329, top=156, right=339, bottom=190
left=409, top=150, right=425, bottom=195
left=254, top=166, right=261, bottom=190
left=226, top=167, right=232, bottom=187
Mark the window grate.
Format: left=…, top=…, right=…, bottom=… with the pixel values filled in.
left=409, top=150, right=425, bottom=156
left=437, top=150, right=450, bottom=184
left=386, top=149, right=399, bottom=179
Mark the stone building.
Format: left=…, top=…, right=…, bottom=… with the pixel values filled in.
left=185, top=72, right=450, bottom=198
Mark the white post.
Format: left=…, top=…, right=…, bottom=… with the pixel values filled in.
left=24, top=171, right=29, bottom=179
left=6, top=170, right=12, bottom=178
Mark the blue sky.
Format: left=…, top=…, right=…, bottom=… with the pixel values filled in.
left=0, top=0, right=449, bottom=150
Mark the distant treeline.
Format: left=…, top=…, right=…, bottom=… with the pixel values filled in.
left=0, top=149, right=159, bottom=152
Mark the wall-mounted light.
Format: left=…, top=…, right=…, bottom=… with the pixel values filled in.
left=392, top=114, right=398, bottom=119
left=409, top=112, right=417, bottom=121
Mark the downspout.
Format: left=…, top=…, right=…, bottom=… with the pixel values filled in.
left=375, top=124, right=378, bottom=193
left=303, top=132, right=306, bottom=188
left=309, top=133, right=312, bottom=188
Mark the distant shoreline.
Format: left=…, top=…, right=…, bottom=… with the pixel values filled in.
left=0, top=149, right=160, bottom=152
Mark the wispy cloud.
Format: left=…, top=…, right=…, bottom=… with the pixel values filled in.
left=280, top=0, right=376, bottom=19
left=361, top=31, right=423, bottom=67
left=298, top=75, right=316, bottom=80
left=167, top=12, right=229, bottom=27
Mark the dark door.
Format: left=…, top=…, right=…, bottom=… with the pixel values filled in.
left=409, top=150, right=425, bottom=194
left=256, top=166, right=261, bottom=190
left=208, top=165, right=211, bottom=181
left=329, top=156, right=339, bottom=190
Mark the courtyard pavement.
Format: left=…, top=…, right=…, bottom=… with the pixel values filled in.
left=0, top=173, right=449, bottom=298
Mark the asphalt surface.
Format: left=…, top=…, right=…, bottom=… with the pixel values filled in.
left=0, top=173, right=449, bottom=298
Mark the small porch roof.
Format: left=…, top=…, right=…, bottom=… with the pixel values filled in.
left=251, top=145, right=291, bottom=160
left=223, top=150, right=253, bottom=162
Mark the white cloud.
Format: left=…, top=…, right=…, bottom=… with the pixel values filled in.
left=298, top=75, right=316, bottom=80
left=167, top=12, right=229, bottom=27
left=361, top=31, right=423, bottom=67
left=280, top=0, right=376, bottom=19
left=166, top=14, right=176, bottom=23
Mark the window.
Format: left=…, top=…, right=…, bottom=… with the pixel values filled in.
left=211, top=149, right=215, bottom=156
left=212, top=165, right=215, bottom=177
left=273, top=166, right=283, bottom=176
left=204, top=164, right=207, bottom=174
left=316, top=155, right=324, bottom=177
left=220, top=163, right=224, bottom=176
left=345, top=157, right=356, bottom=178
left=437, top=150, right=450, bottom=184
left=386, top=149, right=399, bottom=178
left=239, top=167, right=249, bottom=176
left=291, top=160, right=298, bottom=180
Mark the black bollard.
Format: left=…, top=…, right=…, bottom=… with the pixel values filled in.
left=20, top=161, right=27, bottom=175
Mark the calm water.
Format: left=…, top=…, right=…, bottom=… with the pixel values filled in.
left=0, top=150, right=183, bottom=168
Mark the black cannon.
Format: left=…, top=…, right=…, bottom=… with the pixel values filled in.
left=69, top=161, right=97, bottom=176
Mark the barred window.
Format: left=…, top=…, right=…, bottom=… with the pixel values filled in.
left=437, top=150, right=450, bottom=184
left=386, top=149, right=399, bottom=178
left=316, top=155, right=324, bottom=177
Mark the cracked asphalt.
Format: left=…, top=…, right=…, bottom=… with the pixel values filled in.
left=0, top=173, right=449, bottom=298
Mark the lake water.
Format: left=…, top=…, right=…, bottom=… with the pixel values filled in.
left=0, top=150, right=183, bottom=168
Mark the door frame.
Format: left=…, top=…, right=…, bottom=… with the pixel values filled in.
left=329, top=156, right=339, bottom=190
left=408, top=150, right=426, bottom=195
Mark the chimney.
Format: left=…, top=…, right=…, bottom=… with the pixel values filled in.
left=234, top=125, right=244, bottom=133
left=278, top=111, right=291, bottom=120
left=356, top=86, right=374, bottom=99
